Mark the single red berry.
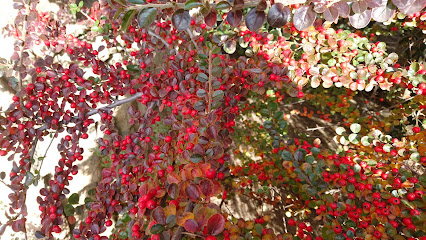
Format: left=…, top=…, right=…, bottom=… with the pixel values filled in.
left=205, top=168, right=216, bottom=179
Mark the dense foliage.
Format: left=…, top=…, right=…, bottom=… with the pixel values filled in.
left=0, top=0, right=425, bottom=240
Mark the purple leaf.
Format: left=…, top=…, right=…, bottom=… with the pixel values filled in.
left=293, top=5, right=317, bottom=31
left=172, top=9, right=191, bottom=31
left=205, top=11, right=217, bottom=27
left=324, top=6, right=339, bottom=22
left=334, top=1, right=350, bottom=18
left=349, top=9, right=372, bottom=29
left=227, top=10, right=243, bottom=27
left=206, top=214, right=225, bottom=235
left=392, top=0, right=426, bottom=15
left=184, top=219, right=199, bottom=232
left=352, top=0, right=368, bottom=14
left=372, top=3, right=396, bottom=22
left=185, top=183, right=200, bottom=201
left=152, top=207, right=166, bottom=225
left=267, top=3, right=290, bottom=27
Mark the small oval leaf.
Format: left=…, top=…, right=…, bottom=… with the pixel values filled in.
left=349, top=9, right=371, bottom=29
left=138, top=7, right=157, bottom=28
left=172, top=9, right=191, bottom=31
left=207, top=214, right=225, bottom=235
left=186, top=183, right=200, bottom=201
left=245, top=8, right=266, bottom=31
left=267, top=3, right=290, bottom=27
left=226, top=10, right=243, bottom=27
left=293, top=5, right=317, bottom=31
left=205, top=11, right=217, bottom=27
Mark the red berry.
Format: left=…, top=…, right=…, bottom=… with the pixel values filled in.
left=205, top=168, right=216, bottom=179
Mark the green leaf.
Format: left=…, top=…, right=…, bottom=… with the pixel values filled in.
left=137, top=7, right=157, bottom=28
left=212, top=66, right=222, bottom=77
left=212, top=56, right=221, bottom=66
left=121, top=10, right=136, bottom=31
left=306, top=186, right=317, bottom=196
left=24, top=172, right=34, bottom=187
left=69, top=193, right=80, bottom=204
left=255, top=224, right=263, bottom=235
left=361, top=136, right=371, bottom=146
left=216, top=1, right=231, bottom=10
left=126, top=64, right=140, bottom=72
left=212, top=90, right=224, bottom=101
left=335, top=127, right=346, bottom=135
left=190, top=154, right=203, bottom=163
left=410, top=62, right=420, bottom=72
left=196, top=89, right=207, bottom=97
left=281, top=151, right=293, bottom=161
left=350, top=123, right=361, bottom=133
left=127, top=0, right=145, bottom=3
left=348, top=133, right=359, bottom=144
left=278, top=120, right=287, bottom=129
left=196, top=73, right=208, bottom=82
left=410, top=152, right=420, bottom=162
left=274, top=111, right=284, bottom=120
left=263, top=120, right=273, bottom=129
left=78, top=1, right=84, bottom=7
left=212, top=47, right=221, bottom=54
left=64, top=204, right=75, bottom=216
left=151, top=224, right=165, bottom=234
left=185, top=0, right=203, bottom=10
left=311, top=147, right=320, bottom=155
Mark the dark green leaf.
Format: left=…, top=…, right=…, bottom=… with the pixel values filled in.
left=64, top=204, right=75, bottom=216
left=126, top=0, right=145, bottom=4
left=197, top=73, right=208, bottom=82
left=281, top=151, right=293, bottom=161
left=197, top=89, right=207, bottom=97
left=212, top=56, right=221, bottom=66
left=151, top=224, right=165, bottom=234
left=121, top=10, right=136, bottom=31
left=212, top=90, right=224, bottom=101
left=185, top=0, right=202, bottom=10
left=138, top=7, right=157, bottom=28
left=69, top=193, right=80, bottom=204
left=190, top=154, right=203, bottom=163
left=216, top=1, right=231, bottom=10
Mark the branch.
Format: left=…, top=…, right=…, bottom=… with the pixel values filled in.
left=208, top=49, right=213, bottom=112
left=171, top=201, right=194, bottom=240
left=185, top=29, right=201, bottom=52
left=126, top=2, right=185, bottom=11
left=147, top=30, right=170, bottom=48
left=38, top=92, right=143, bottom=131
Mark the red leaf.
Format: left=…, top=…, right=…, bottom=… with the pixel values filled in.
left=226, top=10, right=243, bottom=27
left=152, top=207, right=166, bottom=225
left=205, top=11, right=217, bottom=27
left=206, top=214, right=225, bottom=235
left=185, top=183, right=200, bottom=201
left=199, top=179, right=214, bottom=197
left=183, top=219, right=199, bottom=232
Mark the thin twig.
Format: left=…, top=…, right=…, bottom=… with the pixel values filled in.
left=208, top=49, right=213, bottom=112
left=126, top=2, right=185, bottom=11
left=185, top=29, right=201, bottom=52
left=182, top=232, right=204, bottom=238
left=80, top=11, right=96, bottom=23
left=38, top=92, right=143, bottom=131
left=147, top=30, right=170, bottom=48
left=37, top=131, right=57, bottom=173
